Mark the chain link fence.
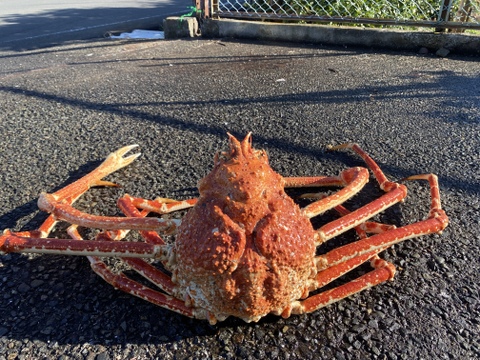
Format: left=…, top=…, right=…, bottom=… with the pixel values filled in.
left=212, top=0, right=480, bottom=30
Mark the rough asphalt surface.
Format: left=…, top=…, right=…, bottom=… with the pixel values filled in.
left=0, top=38, right=479, bottom=359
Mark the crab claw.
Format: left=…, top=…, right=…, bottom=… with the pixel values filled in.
left=44, top=144, right=141, bottom=204
left=33, top=145, right=142, bottom=233
left=105, top=144, right=141, bottom=172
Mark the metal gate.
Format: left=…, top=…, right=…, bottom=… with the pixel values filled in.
left=199, top=0, right=480, bottom=31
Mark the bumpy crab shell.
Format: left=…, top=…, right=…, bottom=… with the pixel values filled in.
left=172, top=134, right=318, bottom=322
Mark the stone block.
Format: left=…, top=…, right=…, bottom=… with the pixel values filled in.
left=163, top=17, right=199, bottom=39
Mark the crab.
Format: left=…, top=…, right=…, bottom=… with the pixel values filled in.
left=0, top=133, right=448, bottom=324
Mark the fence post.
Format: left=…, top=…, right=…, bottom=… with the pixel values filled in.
left=196, top=0, right=211, bottom=18
left=436, top=0, right=454, bottom=31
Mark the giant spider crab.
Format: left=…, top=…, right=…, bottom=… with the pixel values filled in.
left=0, top=134, right=448, bottom=324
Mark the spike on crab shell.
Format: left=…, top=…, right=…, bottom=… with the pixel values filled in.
left=214, top=132, right=261, bottom=166
left=226, top=132, right=254, bottom=158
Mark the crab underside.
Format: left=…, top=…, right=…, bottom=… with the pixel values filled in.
left=0, top=133, right=448, bottom=324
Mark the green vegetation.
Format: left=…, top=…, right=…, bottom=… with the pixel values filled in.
left=248, top=0, right=440, bottom=21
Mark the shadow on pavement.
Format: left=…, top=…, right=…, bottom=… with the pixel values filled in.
left=0, top=3, right=188, bottom=51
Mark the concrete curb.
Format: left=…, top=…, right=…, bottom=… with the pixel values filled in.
left=163, top=17, right=199, bottom=39
left=200, top=18, right=480, bottom=55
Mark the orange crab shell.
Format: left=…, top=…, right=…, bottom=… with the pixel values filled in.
left=171, top=134, right=318, bottom=322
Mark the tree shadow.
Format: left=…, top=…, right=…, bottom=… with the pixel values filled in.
left=0, top=64, right=477, bottom=192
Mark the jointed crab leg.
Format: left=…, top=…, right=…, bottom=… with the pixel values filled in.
left=284, top=167, right=370, bottom=217
left=286, top=171, right=406, bottom=245
left=0, top=234, right=165, bottom=258
left=127, top=196, right=197, bottom=214
left=312, top=203, right=396, bottom=289
left=285, top=143, right=409, bottom=245
left=288, top=255, right=396, bottom=317
left=315, top=184, right=406, bottom=244
left=34, top=145, right=180, bottom=233
left=3, top=214, right=58, bottom=239
left=3, top=147, right=141, bottom=239
left=0, top=198, right=187, bottom=259
left=39, top=192, right=180, bottom=232
left=89, top=259, right=197, bottom=318
left=316, top=174, right=447, bottom=270
left=111, top=194, right=177, bottom=286
left=290, top=174, right=448, bottom=316
left=66, top=226, right=199, bottom=320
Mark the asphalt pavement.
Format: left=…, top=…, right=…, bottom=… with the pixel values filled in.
left=0, top=37, right=479, bottom=359
left=0, top=0, right=189, bottom=51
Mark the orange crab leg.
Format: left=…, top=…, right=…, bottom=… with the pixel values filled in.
left=113, top=195, right=178, bottom=289
left=316, top=183, right=406, bottom=244
left=290, top=174, right=448, bottom=316
left=316, top=175, right=447, bottom=270
left=66, top=226, right=186, bottom=315
left=49, top=145, right=141, bottom=201
left=105, top=194, right=168, bottom=244
left=0, top=199, right=171, bottom=259
left=90, top=195, right=179, bottom=294
left=35, top=145, right=140, bottom=222
left=311, top=203, right=396, bottom=289
left=4, top=214, right=58, bottom=239
left=38, top=192, right=181, bottom=232
left=0, top=234, right=165, bottom=258
left=128, top=196, right=197, bottom=214
left=26, top=145, right=181, bottom=233
left=4, top=146, right=140, bottom=238
left=328, top=143, right=390, bottom=191
left=289, top=256, right=396, bottom=317
left=96, top=193, right=195, bottom=242
left=284, top=167, right=370, bottom=217
left=286, top=143, right=410, bottom=244
left=285, top=173, right=406, bottom=245
left=89, top=259, right=195, bottom=318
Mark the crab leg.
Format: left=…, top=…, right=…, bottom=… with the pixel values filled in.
left=127, top=196, right=197, bottom=214
left=38, top=192, right=180, bottom=232
left=65, top=226, right=197, bottom=320
left=286, top=143, right=410, bottom=244
left=90, top=260, right=195, bottom=318
left=8, top=145, right=182, bottom=233
left=290, top=174, right=448, bottom=316
left=37, top=145, right=140, bottom=220
left=0, top=197, right=184, bottom=258
left=99, top=194, right=174, bottom=243
left=0, top=234, right=165, bottom=258
left=284, top=167, right=370, bottom=217
left=1, top=199, right=169, bottom=258
left=288, top=256, right=396, bottom=317
left=112, top=194, right=178, bottom=282
left=2, top=147, right=138, bottom=238
left=2, top=215, right=58, bottom=239
left=312, top=203, right=395, bottom=289
left=316, top=176, right=447, bottom=269
left=287, top=169, right=403, bottom=241
left=315, top=183, right=406, bottom=244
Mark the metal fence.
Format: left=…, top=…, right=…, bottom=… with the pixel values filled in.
left=206, top=0, right=480, bottom=30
